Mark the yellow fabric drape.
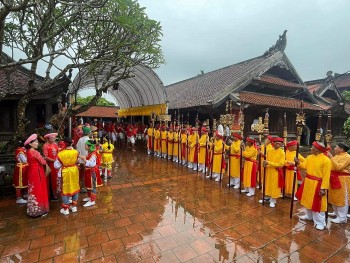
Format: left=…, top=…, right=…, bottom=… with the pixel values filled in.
left=117, top=103, right=167, bottom=117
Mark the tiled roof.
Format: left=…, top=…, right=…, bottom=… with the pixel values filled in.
left=75, top=105, right=119, bottom=118
left=334, top=73, right=350, bottom=89
left=307, top=83, right=321, bottom=93
left=253, top=75, right=304, bottom=88
left=238, top=91, right=323, bottom=111
left=166, top=56, right=267, bottom=109
left=0, top=69, right=44, bottom=95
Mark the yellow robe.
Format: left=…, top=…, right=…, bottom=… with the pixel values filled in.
left=147, top=127, right=154, bottom=149
left=173, top=132, right=180, bottom=157
left=298, top=153, right=331, bottom=212
left=242, top=145, right=258, bottom=188
left=181, top=133, right=187, bottom=161
left=154, top=130, right=160, bottom=151
left=212, top=139, right=225, bottom=174
left=188, top=133, right=199, bottom=163
left=284, top=150, right=305, bottom=195
left=57, top=148, right=79, bottom=196
left=225, top=140, right=241, bottom=178
left=264, top=148, right=285, bottom=199
left=167, top=132, right=174, bottom=156
left=198, top=134, right=208, bottom=164
left=101, top=142, right=114, bottom=166
left=160, top=131, right=167, bottom=154
left=328, top=152, right=350, bottom=206
left=259, top=143, right=274, bottom=184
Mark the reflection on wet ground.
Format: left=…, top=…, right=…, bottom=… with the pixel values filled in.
left=1, top=148, right=350, bottom=262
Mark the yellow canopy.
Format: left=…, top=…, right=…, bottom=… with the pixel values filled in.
left=117, top=103, right=167, bottom=117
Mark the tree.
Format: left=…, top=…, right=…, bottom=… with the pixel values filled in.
left=342, top=91, right=350, bottom=101
left=0, top=0, right=164, bottom=140
left=76, top=95, right=115, bottom=106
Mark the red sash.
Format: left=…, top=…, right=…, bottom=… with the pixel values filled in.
left=148, top=137, right=152, bottom=148
left=295, top=174, right=322, bottom=212
left=193, top=145, right=198, bottom=163
left=243, top=158, right=257, bottom=187
left=330, top=170, right=349, bottom=189
left=286, top=165, right=302, bottom=181
left=181, top=143, right=186, bottom=158
left=229, top=154, right=240, bottom=159
left=277, top=168, right=284, bottom=188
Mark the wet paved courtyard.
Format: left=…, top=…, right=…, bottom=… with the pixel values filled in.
left=1, top=148, right=350, bottom=262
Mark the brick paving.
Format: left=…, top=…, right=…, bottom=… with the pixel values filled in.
left=1, top=148, right=350, bottom=262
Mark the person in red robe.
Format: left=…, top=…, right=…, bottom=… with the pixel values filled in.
left=42, top=133, right=59, bottom=200
left=24, top=134, right=49, bottom=218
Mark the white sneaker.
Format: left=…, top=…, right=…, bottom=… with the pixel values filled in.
left=234, top=185, right=240, bottom=189
left=215, top=177, right=221, bottom=182
left=299, top=215, right=312, bottom=221
left=331, top=218, right=346, bottom=224
left=206, top=175, right=211, bottom=179
left=83, top=201, right=95, bottom=207
left=70, top=206, right=78, bottom=213
left=241, top=189, right=248, bottom=193
left=193, top=168, right=197, bottom=171
left=246, top=193, right=254, bottom=197
left=293, top=196, right=298, bottom=201
left=269, top=202, right=275, bottom=208
left=256, top=185, right=260, bottom=189
left=16, top=198, right=27, bottom=204
left=227, top=183, right=234, bottom=187
left=328, top=212, right=336, bottom=217
left=60, top=208, right=69, bottom=215
left=347, top=214, right=350, bottom=219
left=83, top=197, right=90, bottom=202
left=315, top=224, right=325, bottom=231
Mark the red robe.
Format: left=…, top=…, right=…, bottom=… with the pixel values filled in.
left=26, top=149, right=49, bottom=217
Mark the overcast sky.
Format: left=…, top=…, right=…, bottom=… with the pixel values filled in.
left=137, top=0, right=350, bottom=86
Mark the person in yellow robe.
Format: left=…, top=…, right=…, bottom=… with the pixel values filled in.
left=260, top=137, right=285, bottom=208
left=167, top=126, right=174, bottom=160
left=154, top=125, right=160, bottom=157
left=181, top=128, right=188, bottom=165
left=226, top=133, right=242, bottom=188
left=284, top=140, right=305, bottom=199
left=147, top=124, right=154, bottom=155
left=326, top=142, right=350, bottom=224
left=160, top=126, right=167, bottom=158
left=258, top=135, right=274, bottom=188
left=206, top=131, right=225, bottom=182
left=101, top=136, right=114, bottom=179
left=54, top=137, right=79, bottom=215
left=172, top=125, right=180, bottom=163
left=296, top=141, right=331, bottom=230
left=188, top=128, right=199, bottom=170
left=198, top=127, right=209, bottom=173
left=241, top=137, right=258, bottom=196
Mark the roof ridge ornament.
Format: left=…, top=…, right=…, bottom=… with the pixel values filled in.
left=264, top=30, right=288, bottom=56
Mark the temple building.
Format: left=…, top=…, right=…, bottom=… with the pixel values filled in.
left=166, top=31, right=347, bottom=144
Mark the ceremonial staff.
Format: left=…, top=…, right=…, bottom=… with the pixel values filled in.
left=282, top=112, right=287, bottom=199
left=195, top=113, right=199, bottom=172
left=186, top=112, right=190, bottom=166
left=290, top=101, right=305, bottom=218
left=209, top=119, right=217, bottom=179
left=204, top=132, right=209, bottom=176
left=239, top=107, right=245, bottom=192
left=290, top=141, right=300, bottom=218
left=325, top=111, right=332, bottom=222
left=219, top=139, right=225, bottom=183
left=262, top=110, right=269, bottom=206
